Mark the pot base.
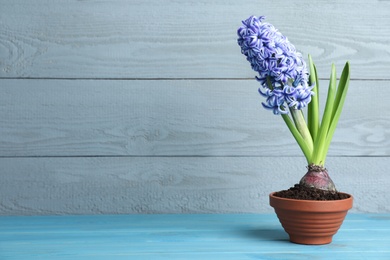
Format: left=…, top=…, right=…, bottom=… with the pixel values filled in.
left=289, top=235, right=332, bottom=245
left=270, top=192, right=353, bottom=245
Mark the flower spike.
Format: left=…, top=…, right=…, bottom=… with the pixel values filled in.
left=237, top=15, right=313, bottom=115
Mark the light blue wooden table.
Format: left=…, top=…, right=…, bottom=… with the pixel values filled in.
left=0, top=214, right=389, bottom=259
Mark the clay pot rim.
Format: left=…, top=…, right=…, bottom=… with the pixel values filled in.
left=269, top=192, right=353, bottom=203
left=269, top=192, right=353, bottom=212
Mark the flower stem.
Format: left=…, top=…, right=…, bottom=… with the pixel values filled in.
left=281, top=110, right=313, bottom=164
left=290, top=108, right=314, bottom=153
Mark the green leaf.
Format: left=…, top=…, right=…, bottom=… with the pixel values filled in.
left=307, top=55, right=319, bottom=142
left=331, top=62, right=350, bottom=121
left=311, top=64, right=337, bottom=165
left=322, top=62, right=350, bottom=161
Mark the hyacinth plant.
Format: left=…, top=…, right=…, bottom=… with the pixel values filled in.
left=237, top=16, right=350, bottom=192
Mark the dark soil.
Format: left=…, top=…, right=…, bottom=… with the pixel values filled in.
left=274, top=184, right=350, bottom=201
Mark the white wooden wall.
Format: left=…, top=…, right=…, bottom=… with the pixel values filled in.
left=1, top=0, right=389, bottom=215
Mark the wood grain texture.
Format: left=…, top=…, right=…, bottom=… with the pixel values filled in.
left=1, top=0, right=389, bottom=215
left=0, top=0, right=389, bottom=79
left=1, top=157, right=389, bottom=215
left=0, top=79, right=389, bottom=157
left=0, top=214, right=389, bottom=259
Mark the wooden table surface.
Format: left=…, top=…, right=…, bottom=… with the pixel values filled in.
left=0, top=214, right=389, bottom=259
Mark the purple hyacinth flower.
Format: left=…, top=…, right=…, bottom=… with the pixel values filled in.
left=238, top=16, right=314, bottom=115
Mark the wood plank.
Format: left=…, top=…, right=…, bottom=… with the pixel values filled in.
left=0, top=214, right=389, bottom=259
left=0, top=213, right=388, bottom=231
left=1, top=157, right=389, bottom=215
left=0, top=0, right=389, bottom=79
left=0, top=79, right=389, bottom=157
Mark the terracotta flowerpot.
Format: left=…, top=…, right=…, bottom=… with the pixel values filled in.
left=269, top=192, right=353, bottom=245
